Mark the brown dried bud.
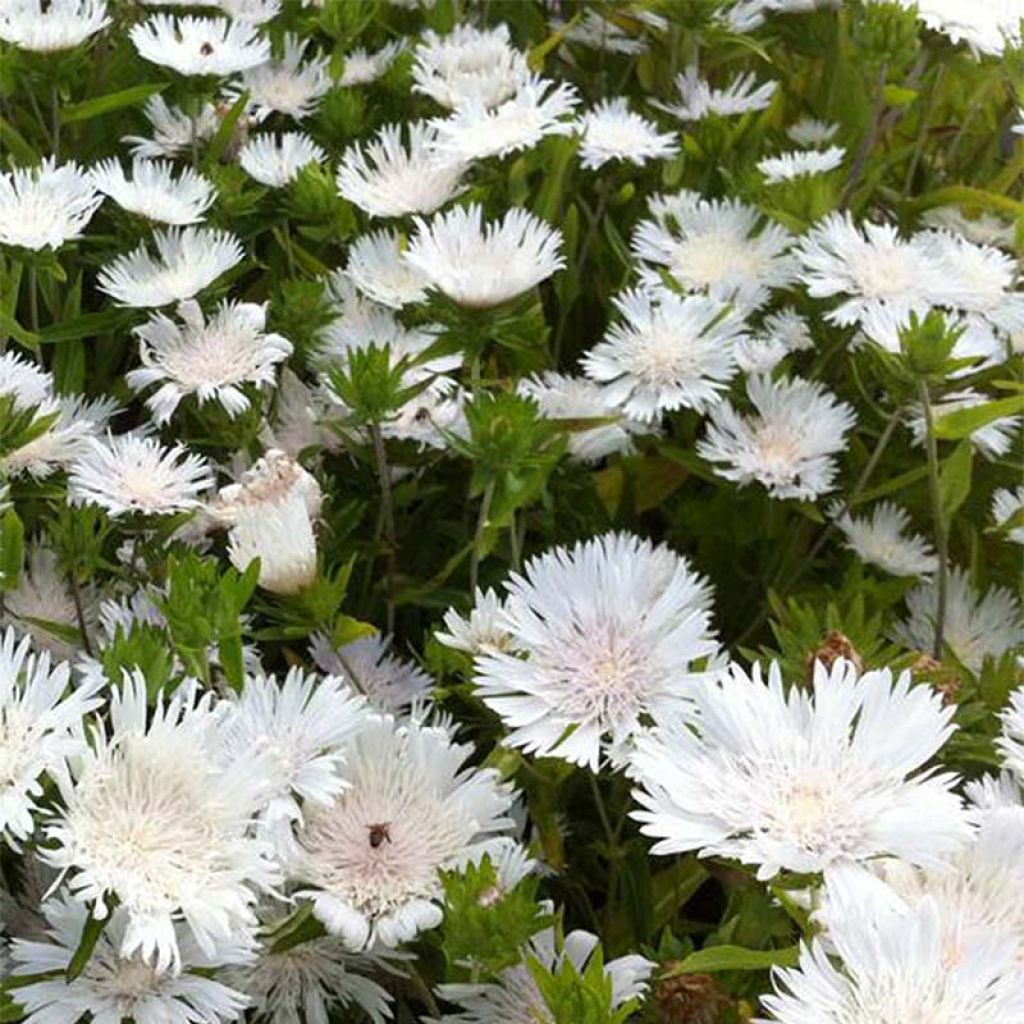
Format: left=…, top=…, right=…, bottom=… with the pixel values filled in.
left=655, top=971, right=733, bottom=1024
left=804, top=630, right=864, bottom=682
left=911, top=654, right=961, bottom=704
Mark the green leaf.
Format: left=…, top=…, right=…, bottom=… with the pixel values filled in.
left=66, top=902, right=116, bottom=981
left=0, top=310, right=41, bottom=350
left=933, top=395, right=1024, bottom=440
left=938, top=438, right=973, bottom=529
left=39, top=308, right=132, bottom=345
left=61, top=83, right=169, bottom=124
left=0, top=116, right=40, bottom=165
left=661, top=943, right=800, bottom=977
left=206, top=90, right=249, bottom=165
left=0, top=508, right=24, bottom=594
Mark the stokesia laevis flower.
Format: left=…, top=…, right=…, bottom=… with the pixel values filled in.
left=654, top=64, right=776, bottom=121
left=259, top=367, right=338, bottom=458
left=908, top=388, right=1021, bottom=460
left=295, top=714, right=515, bottom=949
left=0, top=0, right=108, bottom=51
left=576, top=98, right=678, bottom=170
left=218, top=0, right=280, bottom=25
left=473, top=532, right=718, bottom=770
left=436, top=588, right=513, bottom=656
left=553, top=8, right=652, bottom=54
left=697, top=374, right=855, bottom=500
left=581, top=287, right=746, bottom=422
left=336, top=121, right=467, bottom=219
left=834, top=501, right=938, bottom=578
left=786, top=117, right=839, bottom=146
left=9, top=893, right=250, bottom=1024
left=0, top=159, right=101, bottom=251
left=130, top=14, right=269, bottom=76
left=127, top=298, right=292, bottom=424
left=339, top=39, right=404, bottom=87
left=234, top=33, right=329, bottom=122
left=43, top=674, right=280, bottom=973
left=757, top=145, right=845, bottom=182
left=437, top=925, right=654, bottom=1023
left=892, top=566, right=1022, bottom=673
left=992, top=485, right=1024, bottom=545
left=90, top=158, right=215, bottom=225
left=239, top=132, right=325, bottom=188
left=999, top=687, right=1024, bottom=785
left=123, top=95, right=220, bottom=160
left=631, top=659, right=972, bottom=881
left=344, top=229, right=430, bottom=308
left=404, top=204, right=564, bottom=308
left=632, top=190, right=797, bottom=312
left=68, top=432, right=213, bottom=517
left=895, top=0, right=1023, bottom=57
left=0, top=627, right=102, bottom=846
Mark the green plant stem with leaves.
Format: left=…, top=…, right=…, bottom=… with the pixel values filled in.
left=917, top=379, right=948, bottom=659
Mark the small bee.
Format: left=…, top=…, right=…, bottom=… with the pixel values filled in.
left=366, top=822, right=392, bottom=849
left=200, top=42, right=215, bottom=55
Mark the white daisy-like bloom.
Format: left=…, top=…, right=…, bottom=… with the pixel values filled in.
left=999, top=688, right=1024, bottom=784
left=219, top=668, right=368, bottom=864
left=309, top=632, right=433, bottom=713
left=786, top=117, right=839, bottom=146
left=834, top=501, right=939, bottom=578
left=0, top=158, right=101, bottom=251
left=127, top=298, right=292, bottom=424
left=553, top=8, right=651, bottom=54
left=218, top=0, right=279, bottom=23
left=3, top=544, right=83, bottom=661
left=966, top=771, right=1023, bottom=815
left=404, top=204, right=564, bottom=309
left=130, top=15, right=269, bottom=77
left=44, top=675, right=280, bottom=973
left=91, top=158, right=215, bottom=225
left=632, top=658, right=971, bottom=881
left=430, top=76, right=579, bottom=163
left=762, top=307, right=815, bottom=352
left=576, top=97, right=678, bottom=171
left=437, top=925, right=654, bottom=1023
left=339, top=39, right=404, bottom=87
left=213, top=448, right=322, bottom=595
left=762, top=875, right=1024, bottom=1023
left=383, top=380, right=469, bottom=450
left=68, top=432, right=213, bottom=517
left=436, top=588, right=513, bottom=656
left=345, top=229, right=430, bottom=309
left=235, top=33, right=330, bottom=122
left=336, top=121, right=467, bottom=219
left=259, top=368, right=338, bottom=458
left=632, top=190, right=797, bottom=312
left=733, top=336, right=789, bottom=375
left=893, top=567, right=1022, bottom=672
left=123, top=95, right=220, bottom=160
left=0, top=627, right=102, bottom=846
left=0, top=0, right=108, bottom=51
left=517, top=372, right=648, bottom=462
left=581, top=287, right=745, bottom=422
left=295, top=714, right=515, bottom=949
left=656, top=64, right=777, bottom=121
left=0, top=349, right=51, bottom=410
left=474, top=532, right=718, bottom=770
left=239, top=132, right=325, bottom=188
left=697, top=374, right=856, bottom=501
left=98, top=226, right=243, bottom=307
left=411, top=23, right=529, bottom=110
left=758, top=145, right=845, bottom=183
left=922, top=206, right=1016, bottom=249
left=10, top=894, right=250, bottom=1024
left=993, top=485, right=1024, bottom=545
left=894, top=0, right=1024, bottom=57
left=908, top=389, right=1020, bottom=460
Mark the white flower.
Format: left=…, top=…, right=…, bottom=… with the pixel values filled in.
left=236, top=33, right=330, bottom=121
left=761, top=307, right=815, bottom=352
left=582, top=288, right=745, bottom=422
left=999, top=688, right=1024, bottom=784
left=0, top=158, right=101, bottom=251
left=734, top=336, right=789, bottom=374
left=553, top=8, right=651, bottom=53
left=10, top=894, right=250, bottom=1024
left=893, top=566, right=1022, bottom=672
left=130, top=15, right=269, bottom=77
left=834, top=501, right=939, bottom=578
left=697, top=374, right=856, bottom=500
left=632, top=190, right=797, bottom=311
left=128, top=299, right=292, bottom=424
left=576, top=97, right=678, bottom=170
left=656, top=64, right=777, bottom=121
left=43, top=675, right=279, bottom=973
left=68, top=432, right=213, bottom=517
left=437, top=926, right=654, bottom=1023
left=758, top=145, right=845, bottom=182
left=411, top=24, right=529, bottom=110
left=295, top=714, right=515, bottom=949
left=631, top=659, right=970, bottom=881
left=908, top=389, right=1020, bottom=460
left=0, top=628, right=102, bottom=846
left=339, top=39, right=404, bottom=87
left=921, top=206, right=1016, bottom=248
left=345, top=229, right=430, bottom=308
left=91, top=158, right=215, bottom=225
left=383, top=380, right=468, bottom=449
left=895, top=0, right=1024, bottom=57
left=123, top=95, right=220, bottom=160
left=405, top=204, right=564, bottom=308
left=218, top=0, right=279, bottom=23
left=239, top=132, right=325, bottom=188
left=309, top=632, right=434, bottom=713
left=474, top=532, right=718, bottom=770
left=219, top=668, right=368, bottom=864
left=97, top=226, right=244, bottom=307
left=336, top=121, right=467, bottom=219
left=0, top=0, right=108, bottom=51
left=430, top=76, right=579, bottom=162
left=517, top=372, right=648, bottom=462
left=786, top=117, right=839, bottom=146
left=259, top=368, right=338, bottom=458
left=436, top=588, right=513, bottom=655
left=0, top=350, right=51, bottom=410
left=992, top=485, right=1024, bottom=544
left=3, top=544, right=84, bottom=661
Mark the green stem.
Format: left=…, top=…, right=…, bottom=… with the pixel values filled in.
left=369, top=422, right=397, bottom=632
left=917, top=380, right=948, bottom=659
left=508, top=510, right=522, bottom=573
left=839, top=61, right=889, bottom=209
left=469, top=479, right=494, bottom=595
left=50, top=83, right=60, bottom=157
left=903, top=62, right=945, bottom=197
left=27, top=265, right=39, bottom=334
left=69, top=574, right=93, bottom=657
